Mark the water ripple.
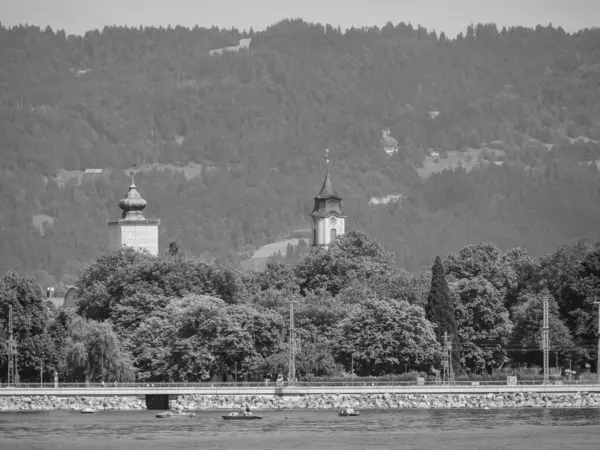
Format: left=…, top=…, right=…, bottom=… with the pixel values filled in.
left=1, top=408, right=600, bottom=449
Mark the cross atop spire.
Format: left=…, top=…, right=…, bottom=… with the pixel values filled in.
left=118, top=165, right=147, bottom=220
left=129, top=164, right=137, bottom=187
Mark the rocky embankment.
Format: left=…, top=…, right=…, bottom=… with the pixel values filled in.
left=0, top=395, right=144, bottom=412
left=170, top=392, right=600, bottom=410
left=3, top=392, right=600, bottom=412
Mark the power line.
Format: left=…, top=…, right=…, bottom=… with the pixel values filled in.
left=288, top=300, right=298, bottom=385
left=543, top=294, right=550, bottom=384
left=442, top=331, right=453, bottom=384
left=594, top=300, right=600, bottom=384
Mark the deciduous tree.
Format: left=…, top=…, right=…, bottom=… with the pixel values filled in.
left=451, top=276, right=513, bottom=374
left=335, top=299, right=439, bottom=376
left=0, top=271, right=50, bottom=381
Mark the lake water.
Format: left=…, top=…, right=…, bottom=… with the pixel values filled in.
left=1, top=408, right=600, bottom=449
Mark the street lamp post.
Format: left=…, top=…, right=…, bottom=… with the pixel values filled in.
left=351, top=353, right=354, bottom=386
left=594, top=301, right=600, bottom=384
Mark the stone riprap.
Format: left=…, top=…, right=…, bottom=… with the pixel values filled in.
left=2, top=392, right=600, bottom=412
left=0, top=395, right=144, bottom=412
left=169, top=392, right=600, bottom=410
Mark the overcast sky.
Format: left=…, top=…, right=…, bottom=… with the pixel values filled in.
left=0, top=0, right=598, bottom=37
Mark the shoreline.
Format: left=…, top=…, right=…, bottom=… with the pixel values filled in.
left=2, top=392, right=600, bottom=412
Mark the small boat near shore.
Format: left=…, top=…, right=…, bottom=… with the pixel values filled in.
left=80, top=408, right=97, bottom=414
left=339, top=409, right=360, bottom=417
left=222, top=414, right=263, bottom=421
left=155, top=411, right=196, bottom=419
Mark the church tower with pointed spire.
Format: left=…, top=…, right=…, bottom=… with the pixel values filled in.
left=310, top=149, right=346, bottom=247
left=108, top=172, right=160, bottom=255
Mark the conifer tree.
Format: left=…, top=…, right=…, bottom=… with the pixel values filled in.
left=425, top=256, right=460, bottom=368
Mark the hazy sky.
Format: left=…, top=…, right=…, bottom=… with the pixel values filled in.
left=0, top=0, right=598, bottom=37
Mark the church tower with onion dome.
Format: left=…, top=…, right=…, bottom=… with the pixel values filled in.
left=310, top=149, right=346, bottom=247
left=108, top=173, right=160, bottom=255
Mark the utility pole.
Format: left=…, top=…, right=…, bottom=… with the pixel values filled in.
left=288, top=301, right=297, bottom=385
left=7, top=305, right=18, bottom=386
left=448, top=335, right=454, bottom=383
left=594, top=301, right=600, bottom=384
left=442, top=331, right=449, bottom=384
left=351, top=353, right=354, bottom=386
left=542, top=294, right=550, bottom=385
left=439, top=331, right=454, bottom=384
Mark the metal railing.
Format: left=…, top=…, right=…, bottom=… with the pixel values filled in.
left=0, top=379, right=596, bottom=389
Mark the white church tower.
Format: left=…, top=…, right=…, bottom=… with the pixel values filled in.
left=108, top=173, right=160, bottom=255
left=310, top=149, right=346, bottom=247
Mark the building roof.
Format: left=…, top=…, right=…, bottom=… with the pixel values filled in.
left=379, top=135, right=398, bottom=147
left=379, top=128, right=398, bottom=148
left=311, top=169, right=344, bottom=218
left=118, top=175, right=148, bottom=220
left=315, top=169, right=341, bottom=200
left=46, top=286, right=78, bottom=308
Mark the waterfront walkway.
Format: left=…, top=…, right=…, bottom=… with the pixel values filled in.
left=2, top=381, right=600, bottom=397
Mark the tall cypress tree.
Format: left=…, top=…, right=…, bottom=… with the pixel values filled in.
left=425, top=256, right=460, bottom=368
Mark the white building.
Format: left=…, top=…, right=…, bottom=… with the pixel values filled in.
left=310, top=166, right=346, bottom=247
left=108, top=176, right=160, bottom=255
left=379, top=128, right=398, bottom=156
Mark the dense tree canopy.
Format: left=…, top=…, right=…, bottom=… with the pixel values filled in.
left=451, top=276, right=513, bottom=373
left=0, top=271, right=53, bottom=380
left=3, top=232, right=600, bottom=382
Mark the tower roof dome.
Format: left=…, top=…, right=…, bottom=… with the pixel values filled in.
left=118, top=175, right=147, bottom=220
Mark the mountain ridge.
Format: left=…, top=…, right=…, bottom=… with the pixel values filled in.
left=1, top=19, right=600, bottom=287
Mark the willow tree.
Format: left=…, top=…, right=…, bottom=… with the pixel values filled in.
left=65, top=317, right=135, bottom=383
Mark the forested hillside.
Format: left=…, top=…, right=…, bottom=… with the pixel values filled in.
left=1, top=20, right=600, bottom=287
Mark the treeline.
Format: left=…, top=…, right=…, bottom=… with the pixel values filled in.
left=1, top=232, right=599, bottom=383
left=2, top=20, right=599, bottom=174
